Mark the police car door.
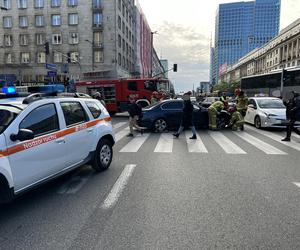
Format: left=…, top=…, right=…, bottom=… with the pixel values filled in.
left=6, top=102, right=67, bottom=192
left=59, top=101, right=93, bottom=166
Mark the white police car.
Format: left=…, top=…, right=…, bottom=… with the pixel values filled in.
left=0, top=92, right=115, bottom=203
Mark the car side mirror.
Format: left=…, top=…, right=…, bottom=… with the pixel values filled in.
left=10, top=129, right=34, bottom=142
left=248, top=104, right=256, bottom=109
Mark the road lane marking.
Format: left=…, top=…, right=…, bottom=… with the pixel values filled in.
left=293, top=182, right=300, bottom=188
left=120, top=133, right=150, bottom=152
left=154, top=133, right=173, bottom=153
left=234, top=131, right=287, bottom=155
left=246, top=125, right=300, bottom=151
left=115, top=127, right=130, bottom=142
left=57, top=171, right=93, bottom=194
left=113, top=122, right=127, bottom=130
left=185, top=131, right=208, bottom=153
left=208, top=131, right=246, bottom=154
left=101, top=164, right=136, bottom=209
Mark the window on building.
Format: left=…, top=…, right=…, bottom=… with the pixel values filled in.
left=51, top=15, right=61, bottom=26
left=122, top=21, right=125, bottom=34
left=36, top=75, right=45, bottom=81
left=93, top=13, right=102, bottom=26
left=118, top=53, right=121, bottom=66
left=37, top=52, right=46, bottom=63
left=118, top=0, right=121, bottom=10
left=4, top=34, right=13, bottom=46
left=35, top=0, right=44, bottom=8
left=94, top=32, right=102, bottom=46
left=92, top=0, right=101, bottom=8
left=18, top=0, right=27, bottom=9
left=3, top=0, right=12, bottom=10
left=70, top=52, right=79, bottom=63
left=68, top=0, right=77, bottom=6
left=51, top=0, right=61, bottom=7
left=19, top=16, right=28, bottom=28
left=35, top=15, right=44, bottom=27
left=118, top=16, right=121, bottom=29
left=3, top=17, right=12, bottom=28
left=19, top=34, right=29, bottom=46
left=118, top=34, right=121, bottom=48
left=36, top=33, right=45, bottom=45
left=21, top=52, right=30, bottom=63
left=69, top=32, right=79, bottom=44
left=68, top=13, right=78, bottom=25
left=52, top=34, right=62, bottom=44
left=94, top=51, right=103, bottom=63
left=53, top=51, right=63, bottom=63
left=5, top=53, right=13, bottom=64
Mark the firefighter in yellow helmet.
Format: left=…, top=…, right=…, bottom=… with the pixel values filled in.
left=208, top=98, right=227, bottom=130
left=226, top=106, right=245, bottom=131
left=236, top=89, right=248, bottom=117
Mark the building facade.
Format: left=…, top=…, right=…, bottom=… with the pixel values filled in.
left=212, top=0, right=280, bottom=84
left=0, top=0, right=156, bottom=84
left=220, top=18, right=300, bottom=84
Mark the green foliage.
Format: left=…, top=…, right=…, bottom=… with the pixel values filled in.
left=213, top=81, right=241, bottom=92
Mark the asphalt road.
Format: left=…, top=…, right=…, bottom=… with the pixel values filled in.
left=0, top=116, right=300, bottom=250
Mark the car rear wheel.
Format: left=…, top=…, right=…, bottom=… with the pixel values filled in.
left=254, top=116, right=261, bottom=129
left=92, top=138, right=113, bottom=172
left=153, top=118, right=168, bottom=132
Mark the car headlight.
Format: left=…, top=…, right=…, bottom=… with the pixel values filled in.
left=263, top=112, right=276, bottom=118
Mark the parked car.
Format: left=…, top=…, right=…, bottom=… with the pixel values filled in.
left=200, top=97, right=220, bottom=108
left=138, top=99, right=209, bottom=132
left=0, top=92, right=115, bottom=203
left=244, top=97, right=300, bottom=128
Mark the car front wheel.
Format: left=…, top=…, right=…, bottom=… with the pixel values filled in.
left=92, top=138, right=113, bottom=172
left=153, top=118, right=168, bottom=132
left=254, top=116, right=261, bottom=129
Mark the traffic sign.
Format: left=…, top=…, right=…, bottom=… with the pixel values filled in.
left=45, top=63, right=57, bottom=71
left=47, top=71, right=57, bottom=77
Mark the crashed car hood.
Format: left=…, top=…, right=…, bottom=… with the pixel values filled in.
left=260, top=108, right=286, bottom=117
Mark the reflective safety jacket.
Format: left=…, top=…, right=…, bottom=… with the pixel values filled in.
left=209, top=101, right=224, bottom=112
left=229, top=111, right=244, bottom=127
left=236, top=96, right=248, bottom=110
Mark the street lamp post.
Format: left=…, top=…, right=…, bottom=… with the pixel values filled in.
left=85, top=39, right=95, bottom=72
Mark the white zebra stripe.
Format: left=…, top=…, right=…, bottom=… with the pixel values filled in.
left=120, top=133, right=150, bottom=152
left=154, top=133, right=173, bottom=153
left=208, top=131, right=247, bottom=154
left=234, top=131, right=287, bottom=155
left=113, top=122, right=127, bottom=130
left=185, top=131, right=208, bottom=153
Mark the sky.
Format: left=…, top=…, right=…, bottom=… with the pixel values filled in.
left=138, top=0, right=300, bottom=93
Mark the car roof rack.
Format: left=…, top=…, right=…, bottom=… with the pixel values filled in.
left=22, top=92, right=92, bottom=104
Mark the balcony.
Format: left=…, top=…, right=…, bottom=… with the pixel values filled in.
left=93, top=42, right=104, bottom=49
left=92, top=4, right=103, bottom=11
left=93, top=23, right=103, bottom=30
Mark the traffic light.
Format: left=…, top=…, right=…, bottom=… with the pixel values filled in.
left=282, top=69, right=288, bottom=82
left=67, top=52, right=71, bottom=63
left=173, top=64, right=177, bottom=72
left=44, top=42, right=49, bottom=55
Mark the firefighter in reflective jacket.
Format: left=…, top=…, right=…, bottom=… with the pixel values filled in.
left=208, top=99, right=225, bottom=130
left=226, top=106, right=244, bottom=131
left=235, top=89, right=248, bottom=117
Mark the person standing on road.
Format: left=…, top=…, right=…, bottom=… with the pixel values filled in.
left=93, top=92, right=106, bottom=107
left=151, top=91, right=159, bottom=104
left=282, top=91, right=300, bottom=141
left=173, top=91, right=197, bottom=139
left=127, top=96, right=144, bottom=137
left=208, top=99, right=226, bottom=130
left=235, top=89, right=248, bottom=117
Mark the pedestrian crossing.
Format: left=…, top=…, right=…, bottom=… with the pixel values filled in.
left=112, top=121, right=300, bottom=155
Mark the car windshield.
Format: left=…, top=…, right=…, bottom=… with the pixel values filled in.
left=0, top=106, right=21, bottom=134
left=256, top=99, right=285, bottom=109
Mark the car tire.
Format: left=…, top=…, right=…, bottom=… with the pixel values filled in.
left=254, top=116, right=261, bottom=129
left=153, top=118, right=168, bottom=132
left=92, top=138, right=113, bottom=172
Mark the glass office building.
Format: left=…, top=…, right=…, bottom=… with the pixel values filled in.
left=212, top=0, right=280, bottom=84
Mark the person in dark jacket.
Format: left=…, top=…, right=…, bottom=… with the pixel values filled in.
left=127, top=96, right=144, bottom=137
left=282, top=91, right=300, bottom=141
left=173, top=92, right=197, bottom=139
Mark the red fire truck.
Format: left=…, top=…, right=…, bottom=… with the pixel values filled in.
left=76, top=78, right=174, bottom=113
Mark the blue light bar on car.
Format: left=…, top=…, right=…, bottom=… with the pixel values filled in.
left=2, top=86, right=17, bottom=94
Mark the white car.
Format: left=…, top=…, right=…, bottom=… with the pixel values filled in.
left=0, top=93, right=114, bottom=203
left=245, top=97, right=295, bottom=128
